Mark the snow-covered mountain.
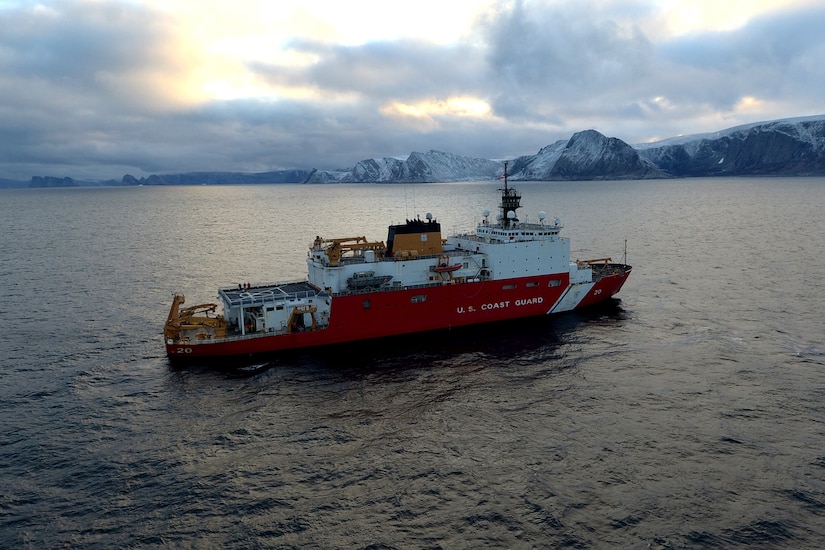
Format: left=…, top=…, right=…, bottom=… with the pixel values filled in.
left=28, top=114, right=825, bottom=186
left=335, top=150, right=501, bottom=183
left=635, top=115, right=825, bottom=177
left=508, top=130, right=666, bottom=181
left=507, top=140, right=567, bottom=181
left=328, top=115, right=825, bottom=183
left=316, top=131, right=665, bottom=183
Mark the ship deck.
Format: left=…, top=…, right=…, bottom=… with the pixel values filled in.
left=219, top=281, right=321, bottom=307
left=336, top=248, right=474, bottom=267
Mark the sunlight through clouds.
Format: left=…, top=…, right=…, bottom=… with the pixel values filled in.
left=735, top=95, right=764, bottom=113
left=1, top=0, right=823, bottom=179
left=138, top=0, right=495, bottom=102
left=650, top=0, right=821, bottom=36
left=130, top=0, right=821, bottom=104
left=384, top=98, right=492, bottom=119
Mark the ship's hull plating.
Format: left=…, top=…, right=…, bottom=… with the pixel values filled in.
left=165, top=266, right=631, bottom=361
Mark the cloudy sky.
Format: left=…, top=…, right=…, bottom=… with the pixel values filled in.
left=1, top=0, right=823, bottom=180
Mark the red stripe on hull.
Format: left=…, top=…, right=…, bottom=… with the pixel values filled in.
left=327, top=273, right=569, bottom=341
left=166, top=269, right=629, bottom=361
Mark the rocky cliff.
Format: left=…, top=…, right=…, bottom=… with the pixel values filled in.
left=342, top=150, right=501, bottom=183
left=509, top=130, right=666, bottom=181
left=636, top=116, right=825, bottom=177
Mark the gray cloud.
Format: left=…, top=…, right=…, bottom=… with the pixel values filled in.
left=1, top=1, right=823, bottom=181
left=255, top=39, right=483, bottom=101
left=0, top=2, right=190, bottom=178
left=659, top=5, right=825, bottom=97
left=481, top=1, right=654, bottom=118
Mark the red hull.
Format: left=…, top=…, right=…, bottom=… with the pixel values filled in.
left=165, top=267, right=630, bottom=361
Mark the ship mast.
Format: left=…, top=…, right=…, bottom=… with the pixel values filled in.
left=499, top=161, right=521, bottom=227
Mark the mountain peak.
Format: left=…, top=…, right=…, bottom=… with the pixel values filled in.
left=507, top=129, right=665, bottom=181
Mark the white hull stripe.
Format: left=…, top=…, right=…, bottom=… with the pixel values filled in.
left=549, top=282, right=596, bottom=314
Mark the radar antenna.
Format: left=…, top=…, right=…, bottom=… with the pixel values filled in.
left=499, top=161, right=521, bottom=227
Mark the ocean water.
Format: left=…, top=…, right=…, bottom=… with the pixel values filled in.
left=1, top=178, right=824, bottom=549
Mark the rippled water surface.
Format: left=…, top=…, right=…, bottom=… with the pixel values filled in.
left=1, top=179, right=824, bottom=548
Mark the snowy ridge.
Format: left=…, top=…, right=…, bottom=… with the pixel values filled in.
left=342, top=150, right=501, bottom=183
left=509, top=130, right=665, bottom=181
left=23, top=114, right=825, bottom=187
left=636, top=115, right=825, bottom=177
left=635, top=114, right=825, bottom=150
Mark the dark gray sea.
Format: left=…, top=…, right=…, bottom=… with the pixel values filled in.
left=1, top=178, right=824, bottom=549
